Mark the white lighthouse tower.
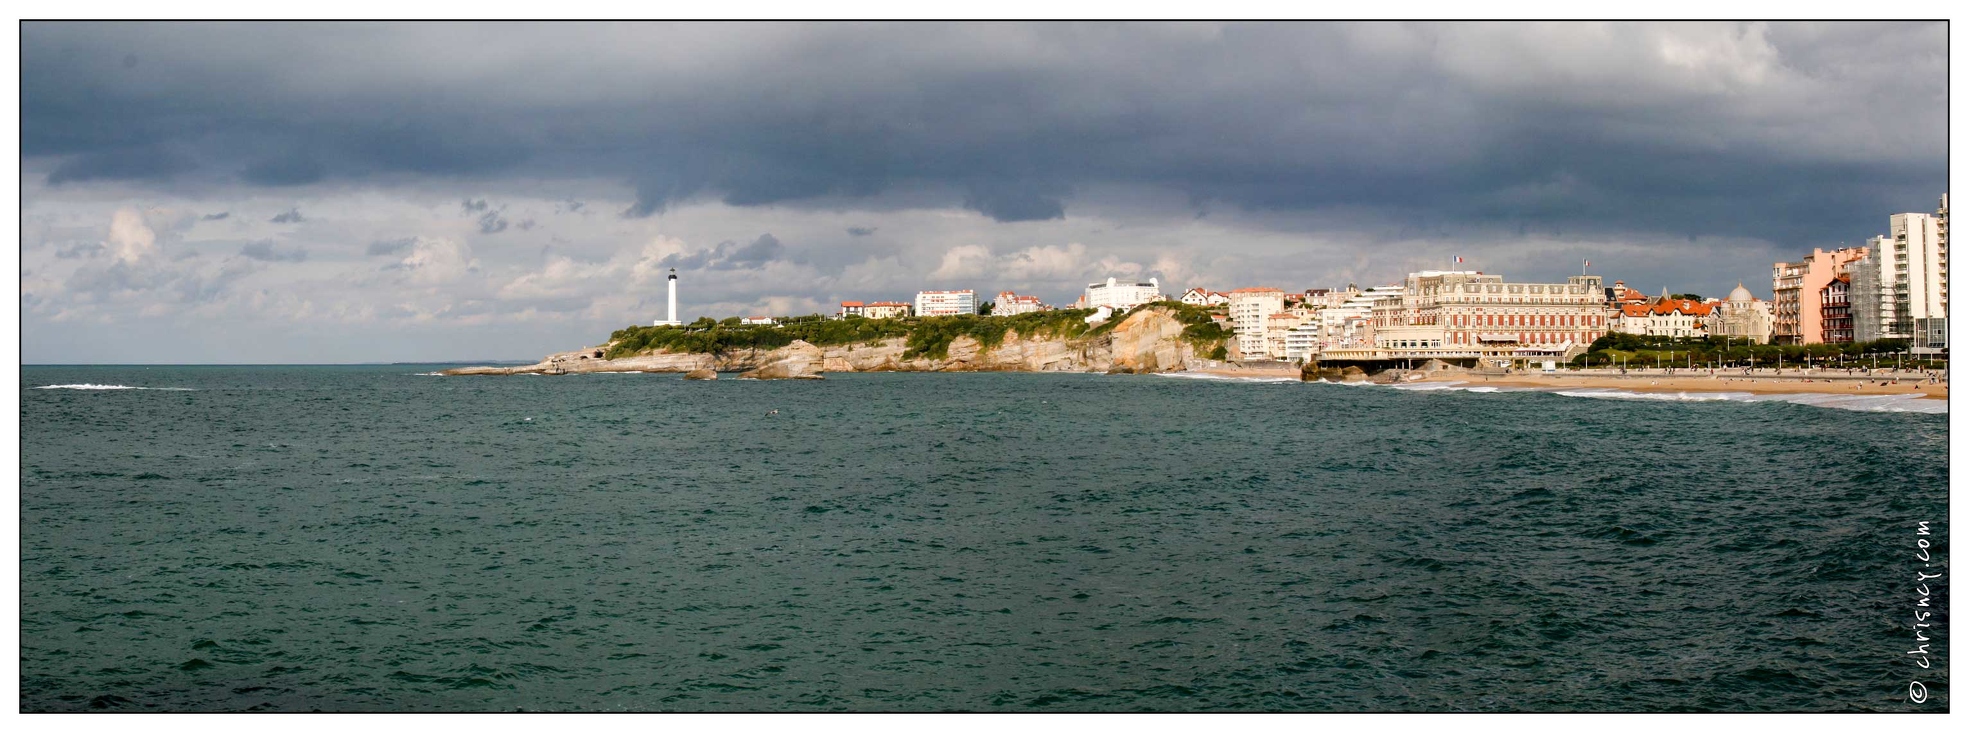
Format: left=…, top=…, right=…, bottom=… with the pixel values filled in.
left=654, top=268, right=682, bottom=326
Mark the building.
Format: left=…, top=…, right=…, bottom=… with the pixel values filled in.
left=1283, top=321, right=1321, bottom=363
left=1706, top=283, right=1774, bottom=344
left=1178, top=287, right=1229, bottom=307
left=1227, top=288, right=1285, bottom=359
left=1351, top=271, right=1609, bottom=364
left=1613, top=296, right=1714, bottom=339
left=1083, top=277, right=1161, bottom=310
left=863, top=301, right=913, bottom=319
left=1820, top=275, right=1853, bottom=343
left=653, top=268, right=683, bottom=326
left=739, top=316, right=777, bottom=326
left=1265, top=312, right=1307, bottom=360
left=992, top=291, right=1048, bottom=316
left=1771, top=247, right=1868, bottom=344
left=1314, top=286, right=1404, bottom=353
left=915, top=289, right=976, bottom=317
left=838, top=301, right=865, bottom=318
left=1920, top=193, right=1949, bottom=352
left=1848, top=201, right=1947, bottom=347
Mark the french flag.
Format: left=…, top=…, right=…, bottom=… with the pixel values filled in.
left=1455, top=256, right=1463, bottom=264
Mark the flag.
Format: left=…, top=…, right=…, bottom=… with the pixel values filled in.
left=1455, top=256, right=1463, bottom=264
left=1583, top=259, right=1591, bottom=268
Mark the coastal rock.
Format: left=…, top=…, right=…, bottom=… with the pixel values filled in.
left=682, top=369, right=718, bottom=380
left=738, top=340, right=826, bottom=380
left=449, top=306, right=1218, bottom=378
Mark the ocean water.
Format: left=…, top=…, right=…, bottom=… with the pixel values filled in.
left=19, top=366, right=1949, bottom=712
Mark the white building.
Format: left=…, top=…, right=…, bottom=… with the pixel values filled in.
left=1227, top=288, right=1285, bottom=359
left=1283, top=321, right=1322, bottom=362
left=915, top=289, right=977, bottom=317
left=992, top=291, right=1048, bottom=316
left=863, top=301, right=912, bottom=319
left=1179, top=287, right=1229, bottom=307
left=739, top=316, right=777, bottom=326
left=1083, top=277, right=1161, bottom=310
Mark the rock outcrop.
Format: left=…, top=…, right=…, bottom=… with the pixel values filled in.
left=737, top=340, right=826, bottom=380
left=441, top=307, right=1219, bottom=378
left=682, top=369, right=718, bottom=380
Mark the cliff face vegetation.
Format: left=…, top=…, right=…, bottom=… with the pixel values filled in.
left=443, top=302, right=1231, bottom=377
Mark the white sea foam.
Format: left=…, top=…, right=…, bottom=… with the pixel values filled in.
left=411, top=372, right=445, bottom=376
left=1150, top=372, right=1299, bottom=384
left=32, top=383, right=195, bottom=391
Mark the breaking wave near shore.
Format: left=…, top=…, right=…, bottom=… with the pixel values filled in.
left=1154, top=374, right=1947, bottom=414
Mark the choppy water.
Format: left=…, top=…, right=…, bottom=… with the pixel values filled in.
left=20, top=366, right=1949, bottom=711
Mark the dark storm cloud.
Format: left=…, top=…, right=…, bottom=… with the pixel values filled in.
left=47, top=146, right=196, bottom=184
left=20, top=22, right=1946, bottom=246
left=242, top=152, right=327, bottom=186
left=270, top=208, right=305, bottom=224
left=462, top=198, right=489, bottom=213
left=846, top=227, right=877, bottom=237
left=659, top=233, right=787, bottom=271
left=202, top=211, right=230, bottom=221
left=477, top=211, right=510, bottom=234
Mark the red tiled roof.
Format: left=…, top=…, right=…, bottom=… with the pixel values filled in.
left=840, top=301, right=864, bottom=307
left=1229, top=287, right=1283, bottom=294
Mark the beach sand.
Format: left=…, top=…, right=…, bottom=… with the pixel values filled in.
left=1445, top=371, right=1947, bottom=401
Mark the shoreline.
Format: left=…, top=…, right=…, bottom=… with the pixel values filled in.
left=1436, top=371, right=1946, bottom=401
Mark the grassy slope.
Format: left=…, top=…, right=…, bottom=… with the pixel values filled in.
left=604, top=301, right=1231, bottom=361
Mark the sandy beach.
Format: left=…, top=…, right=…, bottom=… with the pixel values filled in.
left=1446, top=371, right=1947, bottom=401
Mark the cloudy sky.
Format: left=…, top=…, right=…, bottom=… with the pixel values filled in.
left=20, top=21, right=1946, bottom=363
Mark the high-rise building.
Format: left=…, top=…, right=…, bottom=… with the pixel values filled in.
left=1847, top=199, right=1948, bottom=347
left=1771, top=247, right=1867, bottom=344
left=1227, top=288, right=1285, bottom=359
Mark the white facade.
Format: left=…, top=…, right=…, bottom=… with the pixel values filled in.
left=863, top=301, right=912, bottom=319
left=915, top=289, right=977, bottom=317
left=1227, top=288, right=1285, bottom=359
left=993, top=291, right=1047, bottom=316
left=1083, top=277, right=1161, bottom=310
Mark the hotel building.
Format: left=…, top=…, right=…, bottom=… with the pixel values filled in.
left=1347, top=271, right=1609, bottom=363
left=863, top=301, right=913, bottom=319
left=914, top=289, right=977, bottom=317
left=1083, top=277, right=1162, bottom=310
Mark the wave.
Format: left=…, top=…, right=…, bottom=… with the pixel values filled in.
left=32, top=384, right=196, bottom=391
left=1149, top=372, right=1300, bottom=384
left=410, top=371, right=446, bottom=377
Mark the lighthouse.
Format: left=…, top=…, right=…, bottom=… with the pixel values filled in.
left=655, top=268, right=682, bottom=326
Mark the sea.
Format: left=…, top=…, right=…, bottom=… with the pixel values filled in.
left=18, top=365, right=1950, bottom=712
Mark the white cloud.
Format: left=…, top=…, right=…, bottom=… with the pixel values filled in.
left=106, top=208, right=158, bottom=264
left=394, top=237, right=478, bottom=285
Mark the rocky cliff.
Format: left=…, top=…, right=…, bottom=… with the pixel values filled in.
left=441, top=307, right=1211, bottom=377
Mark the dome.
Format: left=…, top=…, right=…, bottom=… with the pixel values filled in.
left=1728, top=282, right=1754, bottom=303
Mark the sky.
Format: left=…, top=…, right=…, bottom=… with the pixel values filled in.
left=19, top=21, right=1947, bottom=363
